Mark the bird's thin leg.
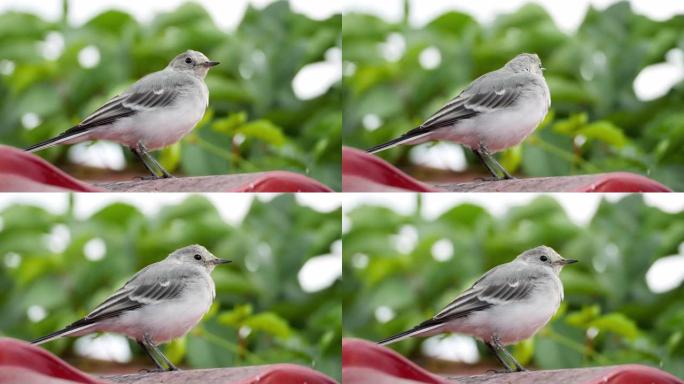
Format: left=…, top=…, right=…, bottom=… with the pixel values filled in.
left=485, top=342, right=514, bottom=372
left=130, top=147, right=162, bottom=179
left=487, top=156, right=515, bottom=180
left=492, top=335, right=526, bottom=372
left=137, top=340, right=166, bottom=371
left=480, top=145, right=515, bottom=180
left=144, top=333, right=179, bottom=371
left=152, top=345, right=179, bottom=371
left=472, top=149, right=502, bottom=180
left=136, top=141, right=173, bottom=179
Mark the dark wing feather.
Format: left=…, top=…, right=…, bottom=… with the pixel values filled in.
left=73, top=88, right=179, bottom=131
left=84, top=279, right=185, bottom=321
left=414, top=83, right=521, bottom=134
left=432, top=277, right=537, bottom=322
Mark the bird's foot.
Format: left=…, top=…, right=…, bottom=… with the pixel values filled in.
left=474, top=176, right=504, bottom=182
left=486, top=368, right=513, bottom=374
left=136, top=175, right=164, bottom=181
left=138, top=368, right=165, bottom=373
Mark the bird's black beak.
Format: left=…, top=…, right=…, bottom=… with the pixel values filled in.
left=212, top=258, right=231, bottom=265
left=203, top=61, right=220, bottom=67
left=561, top=259, right=578, bottom=265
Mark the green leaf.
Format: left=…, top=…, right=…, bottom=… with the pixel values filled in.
left=84, top=10, right=137, bottom=35
left=565, top=305, right=600, bottom=327
left=590, top=313, right=639, bottom=340
left=212, top=112, right=248, bottom=133
left=512, top=338, right=535, bottom=365
left=217, top=304, right=253, bottom=327
left=159, top=142, right=181, bottom=172
left=245, top=312, right=292, bottom=338
left=237, top=119, right=287, bottom=146
left=577, top=121, right=628, bottom=147
left=553, top=112, right=588, bottom=134
left=500, top=145, right=522, bottom=173
left=185, top=334, right=220, bottom=369
left=164, top=336, right=187, bottom=365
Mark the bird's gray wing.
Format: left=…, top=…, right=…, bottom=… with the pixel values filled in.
left=399, top=71, right=536, bottom=138
left=424, top=72, right=525, bottom=126
left=83, top=263, right=191, bottom=322
left=432, top=274, right=537, bottom=321
left=64, top=70, right=193, bottom=134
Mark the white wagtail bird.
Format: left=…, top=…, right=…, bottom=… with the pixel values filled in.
left=31, top=244, right=231, bottom=371
left=25, top=50, right=219, bottom=179
left=378, top=246, right=576, bottom=372
left=367, top=53, right=550, bottom=180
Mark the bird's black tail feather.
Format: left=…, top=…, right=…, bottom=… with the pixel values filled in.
left=24, top=128, right=89, bottom=152
left=31, top=320, right=95, bottom=345
left=377, top=322, right=442, bottom=346
left=366, top=130, right=431, bottom=154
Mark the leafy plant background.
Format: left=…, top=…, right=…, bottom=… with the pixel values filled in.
left=0, top=0, right=341, bottom=190
left=342, top=194, right=684, bottom=377
left=0, top=194, right=342, bottom=380
left=343, top=0, right=684, bottom=190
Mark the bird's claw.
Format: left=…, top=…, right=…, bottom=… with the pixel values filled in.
left=486, top=368, right=512, bottom=374
left=138, top=368, right=165, bottom=373
left=475, top=176, right=504, bottom=182
left=136, top=175, right=164, bottom=181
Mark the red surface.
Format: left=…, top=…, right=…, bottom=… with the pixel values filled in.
left=342, top=146, right=671, bottom=192
left=0, top=338, right=337, bottom=384
left=0, top=145, right=101, bottom=192
left=232, top=364, right=337, bottom=384
left=0, top=338, right=105, bottom=384
left=342, top=147, right=439, bottom=192
left=605, top=365, right=684, bottom=384
left=341, top=338, right=683, bottom=384
left=0, top=146, right=333, bottom=192
left=578, top=172, right=671, bottom=192
left=232, top=171, right=333, bottom=192
left=342, top=338, right=447, bottom=384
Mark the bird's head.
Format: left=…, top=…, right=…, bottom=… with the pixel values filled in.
left=505, top=53, right=544, bottom=76
left=167, top=244, right=231, bottom=272
left=168, top=50, right=219, bottom=79
left=516, top=245, right=577, bottom=275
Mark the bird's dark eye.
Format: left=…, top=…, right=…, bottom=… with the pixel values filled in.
left=540, top=255, right=548, bottom=262
left=194, top=254, right=202, bottom=261
left=185, top=57, right=192, bottom=64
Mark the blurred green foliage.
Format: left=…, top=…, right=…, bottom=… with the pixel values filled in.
left=0, top=0, right=341, bottom=190
left=342, top=195, right=684, bottom=377
left=0, top=195, right=341, bottom=380
left=343, top=1, right=684, bottom=190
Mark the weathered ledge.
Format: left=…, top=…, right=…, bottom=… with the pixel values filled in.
left=447, top=365, right=682, bottom=383
left=103, top=365, right=337, bottom=384
left=92, top=171, right=334, bottom=192
left=432, top=172, right=670, bottom=192
left=104, top=367, right=265, bottom=384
